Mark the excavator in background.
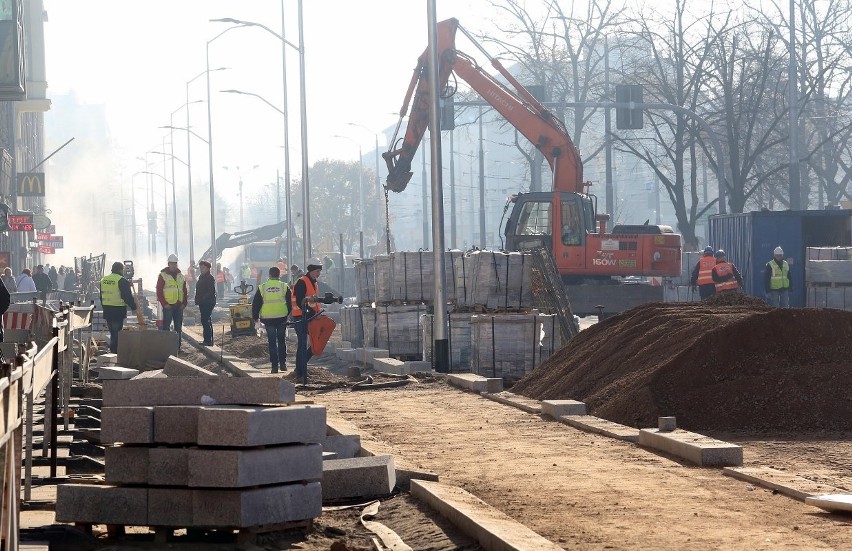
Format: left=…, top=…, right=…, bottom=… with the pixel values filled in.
left=198, top=220, right=302, bottom=285
left=382, top=18, right=682, bottom=315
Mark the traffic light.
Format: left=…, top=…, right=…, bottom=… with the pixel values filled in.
left=440, top=96, right=455, bottom=131
left=615, top=84, right=644, bottom=130
left=0, top=203, right=8, bottom=232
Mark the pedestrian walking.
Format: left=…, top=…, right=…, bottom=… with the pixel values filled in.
left=63, top=268, right=78, bottom=291
left=252, top=266, right=290, bottom=373
left=16, top=269, right=36, bottom=293
left=291, top=262, right=322, bottom=384
left=56, top=266, right=67, bottom=291
left=100, top=261, right=138, bottom=353
left=1, top=267, right=16, bottom=293
left=194, top=260, right=216, bottom=345
left=690, top=246, right=718, bottom=300
left=711, top=250, right=744, bottom=294
left=33, top=265, right=53, bottom=299
left=0, top=270, right=8, bottom=343
left=764, top=246, right=791, bottom=307
left=156, top=254, right=188, bottom=346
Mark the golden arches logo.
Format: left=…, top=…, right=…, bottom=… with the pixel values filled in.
left=17, top=173, right=45, bottom=197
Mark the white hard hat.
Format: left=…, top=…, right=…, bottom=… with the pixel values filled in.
left=168, top=254, right=179, bottom=263
left=773, top=246, right=784, bottom=256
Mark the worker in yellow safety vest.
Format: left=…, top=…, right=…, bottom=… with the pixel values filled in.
left=100, top=261, right=138, bottom=353
left=252, top=266, right=291, bottom=373
left=764, top=246, right=791, bottom=308
left=156, top=254, right=188, bottom=346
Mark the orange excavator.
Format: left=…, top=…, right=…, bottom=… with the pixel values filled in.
left=382, top=18, right=682, bottom=314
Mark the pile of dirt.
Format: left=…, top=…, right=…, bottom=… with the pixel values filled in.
left=512, top=301, right=852, bottom=432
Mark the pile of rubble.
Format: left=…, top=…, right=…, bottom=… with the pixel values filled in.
left=512, top=300, right=852, bottom=432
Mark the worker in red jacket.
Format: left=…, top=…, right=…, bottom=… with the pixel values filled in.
left=689, top=246, right=717, bottom=300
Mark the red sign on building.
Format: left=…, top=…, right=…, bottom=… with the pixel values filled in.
left=37, top=245, right=55, bottom=254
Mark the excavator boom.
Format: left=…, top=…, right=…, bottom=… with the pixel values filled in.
left=383, top=18, right=583, bottom=193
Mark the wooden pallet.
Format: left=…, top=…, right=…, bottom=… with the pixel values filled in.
left=75, top=519, right=313, bottom=544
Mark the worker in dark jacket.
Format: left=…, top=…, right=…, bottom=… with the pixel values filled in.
left=252, top=266, right=290, bottom=374
left=689, top=246, right=717, bottom=300
left=764, top=246, right=791, bottom=308
left=711, top=250, right=743, bottom=294
left=33, top=265, right=53, bottom=300
left=194, top=260, right=216, bottom=345
left=100, top=261, right=138, bottom=353
left=291, top=262, right=323, bottom=384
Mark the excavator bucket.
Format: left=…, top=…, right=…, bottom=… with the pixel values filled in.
left=385, top=170, right=413, bottom=193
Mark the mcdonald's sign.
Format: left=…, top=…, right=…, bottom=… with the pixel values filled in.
left=17, top=173, right=45, bottom=197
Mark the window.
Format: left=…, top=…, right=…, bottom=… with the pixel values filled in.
left=561, top=201, right=583, bottom=246
left=515, top=201, right=552, bottom=236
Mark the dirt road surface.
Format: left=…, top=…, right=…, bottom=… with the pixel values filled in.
left=307, top=379, right=852, bottom=550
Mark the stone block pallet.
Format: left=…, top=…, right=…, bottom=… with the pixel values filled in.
left=57, top=377, right=325, bottom=535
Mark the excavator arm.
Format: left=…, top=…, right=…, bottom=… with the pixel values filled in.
left=199, top=220, right=291, bottom=263
left=383, top=18, right=583, bottom=193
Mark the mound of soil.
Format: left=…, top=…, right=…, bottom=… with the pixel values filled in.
left=512, top=301, right=852, bottom=432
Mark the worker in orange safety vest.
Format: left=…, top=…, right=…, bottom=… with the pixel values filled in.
left=711, top=250, right=743, bottom=293
left=689, top=246, right=717, bottom=300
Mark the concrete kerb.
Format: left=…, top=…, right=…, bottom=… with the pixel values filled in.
left=723, top=467, right=847, bottom=501
left=181, top=326, right=263, bottom=377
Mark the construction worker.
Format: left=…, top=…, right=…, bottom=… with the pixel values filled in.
left=194, top=260, right=216, bottom=345
left=100, top=261, right=138, bottom=354
left=215, top=263, right=225, bottom=298
left=156, top=254, right=188, bottom=346
left=689, top=246, right=717, bottom=300
left=240, top=263, right=251, bottom=282
left=276, top=257, right=287, bottom=275
left=291, top=262, right=322, bottom=385
left=764, top=246, right=791, bottom=308
left=711, top=250, right=743, bottom=294
left=185, top=260, right=197, bottom=298
left=252, top=266, right=290, bottom=374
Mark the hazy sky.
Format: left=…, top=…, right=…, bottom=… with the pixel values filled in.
left=41, top=0, right=514, bottom=266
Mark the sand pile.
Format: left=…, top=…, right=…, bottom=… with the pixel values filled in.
left=512, top=299, right=852, bottom=432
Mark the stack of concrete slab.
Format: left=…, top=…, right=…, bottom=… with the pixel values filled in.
left=340, top=305, right=365, bottom=348
left=454, top=251, right=534, bottom=311
left=420, top=312, right=474, bottom=371
left=354, top=258, right=375, bottom=305
left=806, top=247, right=852, bottom=310
left=56, top=377, right=325, bottom=530
left=375, top=304, right=427, bottom=357
left=469, top=313, right=549, bottom=381
left=117, top=330, right=180, bottom=371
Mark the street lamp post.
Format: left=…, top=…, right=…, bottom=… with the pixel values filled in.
left=222, top=164, right=260, bottom=232
left=220, top=89, right=294, bottom=265
left=211, top=0, right=310, bottom=267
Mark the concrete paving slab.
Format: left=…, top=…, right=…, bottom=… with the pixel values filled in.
left=96, top=366, right=140, bottom=380
left=188, top=444, right=322, bottom=487
left=447, top=373, right=503, bottom=394
left=192, top=482, right=322, bottom=527
left=322, top=434, right=362, bottom=459
left=541, top=399, right=586, bottom=417
left=723, top=467, right=847, bottom=501
left=96, top=353, right=117, bottom=366
left=131, top=369, right=166, bottom=379
left=411, top=480, right=564, bottom=551
left=148, top=487, right=193, bottom=526
left=56, top=484, right=148, bottom=525
left=196, top=404, right=326, bottom=447
left=482, top=391, right=539, bottom=413
left=163, top=355, right=217, bottom=377
left=372, top=357, right=409, bottom=375
left=639, top=428, right=742, bottom=467
left=336, top=348, right=355, bottom=361
left=103, top=377, right=296, bottom=407
left=100, top=406, right=154, bottom=444
left=557, top=415, right=640, bottom=443
left=404, top=361, right=433, bottom=373
left=322, top=455, right=396, bottom=501
left=153, top=405, right=201, bottom=444
left=104, top=446, right=148, bottom=484
left=117, top=330, right=180, bottom=370
left=360, top=347, right=389, bottom=365
left=149, top=447, right=190, bottom=486
left=805, top=494, right=852, bottom=513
